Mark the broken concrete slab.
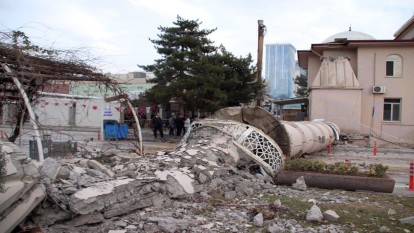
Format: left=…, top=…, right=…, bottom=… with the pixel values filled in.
left=0, top=142, right=47, bottom=233
left=86, top=160, right=115, bottom=178
left=0, top=184, right=46, bottom=233
left=70, top=178, right=136, bottom=214
left=0, top=180, right=25, bottom=214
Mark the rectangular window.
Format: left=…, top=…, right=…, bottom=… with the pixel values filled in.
left=383, top=98, right=401, bottom=121
left=386, top=61, right=394, bottom=76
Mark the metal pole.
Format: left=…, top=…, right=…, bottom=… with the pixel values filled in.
left=256, top=20, right=265, bottom=107
left=3, top=65, right=45, bottom=161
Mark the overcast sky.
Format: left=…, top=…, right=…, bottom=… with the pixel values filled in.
left=1, top=0, right=413, bottom=74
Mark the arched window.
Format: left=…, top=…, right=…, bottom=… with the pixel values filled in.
left=386, top=55, right=402, bottom=77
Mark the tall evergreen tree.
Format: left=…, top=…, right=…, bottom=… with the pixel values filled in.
left=139, top=16, right=262, bottom=114
left=294, top=74, right=308, bottom=97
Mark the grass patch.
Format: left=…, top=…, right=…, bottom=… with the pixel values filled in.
left=266, top=192, right=414, bottom=232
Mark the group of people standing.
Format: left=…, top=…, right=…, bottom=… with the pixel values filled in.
left=151, top=113, right=191, bottom=139
left=168, top=114, right=191, bottom=137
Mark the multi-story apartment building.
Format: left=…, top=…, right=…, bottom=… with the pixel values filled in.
left=265, top=44, right=296, bottom=99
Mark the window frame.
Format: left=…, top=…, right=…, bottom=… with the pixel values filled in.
left=383, top=98, right=401, bottom=122
left=385, top=54, right=403, bottom=78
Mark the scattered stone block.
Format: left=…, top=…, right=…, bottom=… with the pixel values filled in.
left=378, top=226, right=391, bottom=232
left=306, top=205, right=323, bottom=222
left=56, top=166, right=70, bottom=180
left=273, top=199, right=282, bottom=208
left=388, top=208, right=396, bottom=216
left=292, top=176, right=307, bottom=191
left=40, top=158, right=61, bottom=183
left=253, top=213, right=264, bottom=227
left=268, top=224, right=285, bottom=233
left=400, top=216, right=414, bottom=225
left=323, top=210, right=340, bottom=222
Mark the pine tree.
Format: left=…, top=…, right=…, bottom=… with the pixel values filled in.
left=139, top=16, right=262, bottom=114
left=294, top=74, right=308, bottom=97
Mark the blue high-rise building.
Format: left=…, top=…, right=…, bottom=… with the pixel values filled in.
left=265, top=44, right=296, bottom=99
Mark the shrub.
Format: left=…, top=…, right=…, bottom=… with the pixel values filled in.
left=284, top=159, right=388, bottom=178
left=368, top=164, right=389, bottom=178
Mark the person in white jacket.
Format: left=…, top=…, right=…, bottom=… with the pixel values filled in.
left=183, top=116, right=191, bottom=135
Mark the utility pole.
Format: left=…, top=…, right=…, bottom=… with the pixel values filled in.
left=256, top=19, right=265, bottom=107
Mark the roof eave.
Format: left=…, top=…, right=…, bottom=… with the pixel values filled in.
left=394, top=15, right=414, bottom=39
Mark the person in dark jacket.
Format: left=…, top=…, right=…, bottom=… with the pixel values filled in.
left=175, top=114, right=184, bottom=136
left=168, top=114, right=176, bottom=136
left=152, top=113, right=163, bottom=139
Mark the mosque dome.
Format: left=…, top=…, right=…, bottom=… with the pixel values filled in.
left=323, top=28, right=375, bottom=43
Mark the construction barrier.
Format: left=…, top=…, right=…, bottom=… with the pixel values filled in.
left=409, top=162, right=414, bottom=191
left=328, top=139, right=332, bottom=155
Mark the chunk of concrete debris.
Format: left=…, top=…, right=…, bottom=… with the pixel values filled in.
left=147, top=217, right=189, bottom=233
left=268, top=224, right=286, bottom=233
left=201, top=222, right=215, bottom=229
left=56, top=166, right=71, bottom=180
left=323, top=210, right=340, bottom=222
left=155, top=169, right=195, bottom=195
left=388, top=208, right=396, bottom=216
left=400, top=216, right=414, bottom=225
left=273, top=199, right=282, bottom=208
left=292, top=176, right=307, bottom=191
left=86, top=160, right=114, bottom=178
left=67, top=213, right=105, bottom=226
left=378, top=226, right=391, bottom=232
left=253, top=213, right=264, bottom=227
left=40, top=157, right=61, bottom=183
left=306, top=204, right=323, bottom=222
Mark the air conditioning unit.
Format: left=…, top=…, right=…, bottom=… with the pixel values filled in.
left=373, top=86, right=386, bottom=94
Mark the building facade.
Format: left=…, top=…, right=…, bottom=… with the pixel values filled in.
left=298, top=16, right=414, bottom=147
left=265, top=44, right=296, bottom=99
left=69, top=71, right=155, bottom=99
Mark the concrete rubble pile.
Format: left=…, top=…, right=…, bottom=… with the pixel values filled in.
left=0, top=141, right=46, bottom=233
left=29, top=127, right=278, bottom=227
left=0, top=124, right=346, bottom=233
